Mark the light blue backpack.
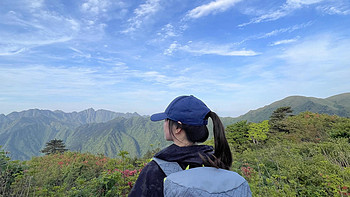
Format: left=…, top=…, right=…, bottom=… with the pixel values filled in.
left=153, top=157, right=252, bottom=197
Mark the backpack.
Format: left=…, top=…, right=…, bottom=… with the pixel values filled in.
left=153, top=157, right=252, bottom=197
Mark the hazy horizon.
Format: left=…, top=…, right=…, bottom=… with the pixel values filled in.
left=2, top=92, right=349, bottom=117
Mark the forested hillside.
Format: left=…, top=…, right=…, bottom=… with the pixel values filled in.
left=0, top=109, right=142, bottom=160
left=65, top=116, right=168, bottom=158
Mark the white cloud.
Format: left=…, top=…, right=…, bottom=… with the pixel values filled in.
left=162, top=24, right=176, bottom=37
left=29, top=0, right=44, bottom=9
left=234, top=22, right=312, bottom=46
left=270, top=37, right=299, bottom=46
left=187, top=0, right=242, bottom=19
left=122, top=0, right=161, bottom=33
left=178, top=42, right=259, bottom=56
left=163, top=41, right=178, bottom=55
left=81, top=0, right=111, bottom=15
left=0, top=66, right=96, bottom=97
left=238, top=0, right=324, bottom=27
left=69, top=47, right=92, bottom=59
left=215, top=82, right=242, bottom=90
left=141, top=71, right=168, bottom=83
left=0, top=7, right=79, bottom=56
left=317, top=5, right=350, bottom=15
left=0, top=47, right=26, bottom=56
left=277, top=34, right=350, bottom=83
left=286, top=0, right=325, bottom=8
left=259, top=22, right=312, bottom=38
left=157, top=23, right=177, bottom=39
left=134, top=0, right=160, bottom=16
left=238, top=10, right=288, bottom=27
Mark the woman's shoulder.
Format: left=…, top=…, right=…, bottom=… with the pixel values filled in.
left=128, top=160, right=165, bottom=196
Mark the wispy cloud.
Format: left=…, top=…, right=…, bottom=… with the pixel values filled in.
left=69, top=47, right=92, bottom=59
left=122, top=0, right=161, bottom=33
left=165, top=41, right=259, bottom=56
left=163, top=41, right=178, bottom=55
left=0, top=48, right=26, bottom=56
left=317, top=5, right=350, bottom=15
left=259, top=22, right=312, bottom=38
left=0, top=5, right=79, bottom=56
left=28, top=0, right=44, bottom=9
left=238, top=0, right=324, bottom=27
left=270, top=37, right=299, bottom=46
left=0, top=65, right=96, bottom=97
left=233, top=22, right=311, bottom=46
left=187, top=0, right=242, bottom=19
left=81, top=0, right=111, bottom=16
left=280, top=34, right=350, bottom=66
left=156, top=23, right=178, bottom=41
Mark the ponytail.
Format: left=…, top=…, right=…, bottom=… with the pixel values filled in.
left=203, top=111, right=232, bottom=170
left=169, top=111, right=232, bottom=170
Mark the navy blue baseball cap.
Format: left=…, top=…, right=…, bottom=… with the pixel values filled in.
left=150, top=95, right=211, bottom=126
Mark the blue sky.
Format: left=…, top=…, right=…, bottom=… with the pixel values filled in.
left=0, top=0, right=349, bottom=117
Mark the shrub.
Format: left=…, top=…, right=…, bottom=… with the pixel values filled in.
left=12, top=151, right=144, bottom=196
left=231, top=140, right=350, bottom=197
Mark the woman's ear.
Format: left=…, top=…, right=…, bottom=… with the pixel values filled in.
left=175, top=121, right=182, bottom=134
left=174, top=121, right=183, bottom=134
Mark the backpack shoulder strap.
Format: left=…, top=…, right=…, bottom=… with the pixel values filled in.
left=152, top=157, right=183, bottom=176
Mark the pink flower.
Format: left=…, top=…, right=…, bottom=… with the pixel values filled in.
left=128, top=181, right=133, bottom=188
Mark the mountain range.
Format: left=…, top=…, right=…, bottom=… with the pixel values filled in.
left=1, top=92, right=349, bottom=160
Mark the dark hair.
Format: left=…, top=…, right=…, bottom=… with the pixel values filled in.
left=205, top=111, right=232, bottom=170
left=168, top=111, right=232, bottom=170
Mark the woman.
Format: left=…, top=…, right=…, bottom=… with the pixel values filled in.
left=128, top=95, right=232, bottom=196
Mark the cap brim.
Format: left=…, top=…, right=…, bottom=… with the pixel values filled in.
left=150, top=112, right=168, bottom=121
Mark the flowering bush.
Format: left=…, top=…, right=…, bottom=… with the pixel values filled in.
left=11, top=151, right=144, bottom=196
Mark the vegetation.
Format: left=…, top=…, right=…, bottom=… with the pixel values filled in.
left=0, top=149, right=146, bottom=197
left=1, top=110, right=350, bottom=196
left=226, top=111, right=350, bottom=196
left=40, top=139, right=68, bottom=155
left=269, top=106, right=293, bottom=132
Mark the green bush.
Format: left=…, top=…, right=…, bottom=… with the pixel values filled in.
left=0, top=146, right=26, bottom=197
left=11, top=151, right=145, bottom=197
left=231, top=139, right=350, bottom=197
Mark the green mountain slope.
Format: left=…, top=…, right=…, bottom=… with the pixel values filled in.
left=0, top=109, right=140, bottom=160
left=236, top=93, right=350, bottom=123
left=65, top=116, right=168, bottom=158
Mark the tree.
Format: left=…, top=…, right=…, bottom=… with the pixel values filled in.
left=225, top=120, right=250, bottom=152
left=248, top=120, right=270, bottom=144
left=269, top=106, right=293, bottom=132
left=41, top=139, right=68, bottom=155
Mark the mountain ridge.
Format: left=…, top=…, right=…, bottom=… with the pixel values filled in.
left=235, top=92, right=350, bottom=122
left=1, top=92, right=349, bottom=160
